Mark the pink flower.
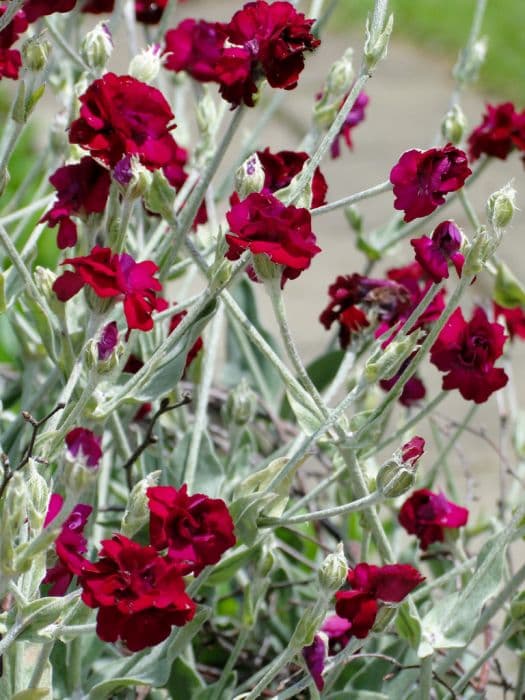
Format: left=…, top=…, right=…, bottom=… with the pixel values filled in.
left=41, top=157, right=111, bottom=249
left=147, top=484, right=236, bottom=575
left=410, top=220, right=464, bottom=283
left=42, top=494, right=92, bottom=596
left=335, top=563, right=424, bottom=639
left=321, top=614, right=353, bottom=654
left=53, top=247, right=168, bottom=333
left=225, top=192, right=321, bottom=286
left=430, top=306, right=508, bottom=403
left=399, top=489, right=469, bottom=550
left=390, top=144, right=471, bottom=222
left=468, top=102, right=523, bottom=161
left=66, top=427, right=103, bottom=468
left=256, top=147, right=327, bottom=208
left=329, top=91, right=369, bottom=158
left=69, top=73, right=178, bottom=169
left=493, top=303, right=525, bottom=341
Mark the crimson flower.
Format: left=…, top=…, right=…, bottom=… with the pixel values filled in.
left=468, top=102, right=524, bottom=161
left=225, top=192, right=320, bottom=286
left=42, top=494, right=92, bottom=596
left=147, top=485, right=236, bottom=574
left=493, top=303, right=525, bottom=341
left=410, top=220, right=464, bottom=284
left=169, top=307, right=203, bottom=370
left=69, top=73, right=178, bottom=169
left=319, top=273, right=410, bottom=349
left=41, top=157, right=111, bottom=249
left=399, top=489, right=469, bottom=550
left=329, top=91, right=369, bottom=158
left=79, top=535, right=195, bottom=651
left=256, top=148, right=327, bottom=208
left=53, top=246, right=168, bottom=333
left=335, top=563, right=424, bottom=639
left=23, top=0, right=75, bottom=22
left=66, top=427, right=103, bottom=468
left=390, top=144, right=471, bottom=222
left=164, top=19, right=227, bottom=82
left=430, top=306, right=508, bottom=403
left=0, top=6, right=28, bottom=80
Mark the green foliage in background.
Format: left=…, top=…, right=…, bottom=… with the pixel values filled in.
left=335, top=0, right=524, bottom=103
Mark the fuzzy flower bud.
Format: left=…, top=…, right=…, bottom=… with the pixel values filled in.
left=24, top=458, right=50, bottom=530
left=364, top=13, right=394, bottom=70
left=85, top=322, right=123, bottom=374
left=234, top=153, right=265, bottom=199
left=222, top=378, right=258, bottom=427
left=22, top=35, right=51, bottom=72
left=128, top=44, right=163, bottom=84
left=34, top=266, right=64, bottom=317
left=487, top=182, right=517, bottom=231
left=441, top=105, right=467, bottom=145
left=364, top=332, right=421, bottom=384
left=121, top=471, right=161, bottom=538
left=113, top=155, right=153, bottom=199
left=314, top=48, right=354, bottom=129
left=144, top=170, right=176, bottom=223
left=80, top=23, right=113, bottom=71
left=318, top=543, right=348, bottom=594
left=377, top=436, right=425, bottom=497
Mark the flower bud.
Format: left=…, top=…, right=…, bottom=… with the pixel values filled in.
left=364, top=13, right=394, bottom=70
left=143, top=170, right=176, bottom=223
left=377, top=436, right=425, bottom=498
left=454, top=37, right=488, bottom=85
left=22, top=35, right=51, bottom=72
left=234, top=153, right=265, bottom=199
left=487, top=182, right=517, bottom=231
left=318, top=543, right=347, bottom=594
left=80, top=22, right=113, bottom=71
left=222, top=378, right=258, bottom=427
left=113, top=155, right=153, bottom=199
left=24, top=458, right=50, bottom=530
left=326, top=48, right=354, bottom=98
left=34, top=266, right=64, bottom=318
left=121, top=471, right=161, bottom=538
left=364, top=332, right=421, bottom=384
left=441, top=105, right=467, bottom=145
left=493, top=261, right=525, bottom=310
left=128, top=44, right=162, bottom=83
left=85, top=322, right=123, bottom=374
left=290, top=599, right=328, bottom=649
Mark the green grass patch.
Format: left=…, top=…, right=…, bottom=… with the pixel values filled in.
left=334, top=0, right=525, bottom=103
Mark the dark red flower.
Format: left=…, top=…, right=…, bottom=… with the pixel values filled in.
left=169, top=307, right=203, bottom=370
left=493, top=303, right=525, bottom=341
left=164, top=19, right=227, bottom=82
left=468, top=102, right=522, bottom=161
left=0, top=6, right=28, bottom=80
left=319, top=273, right=410, bottom=349
left=147, top=484, right=236, bottom=574
left=302, top=634, right=327, bottom=691
left=410, top=220, right=464, bottom=284
left=79, top=534, right=195, bottom=651
left=225, top=191, right=320, bottom=286
left=53, top=246, right=168, bottom=333
left=42, top=494, right=92, bottom=596
left=380, top=354, right=427, bottom=407
left=23, top=0, right=75, bottom=22
left=66, top=427, right=102, bottom=468
left=335, top=563, right=424, bottom=639
left=256, top=148, right=327, bottom=208
left=69, top=73, right=178, bottom=169
left=135, top=0, right=168, bottom=23
left=399, top=489, right=469, bottom=550
left=390, top=144, right=471, bottom=222
left=81, top=0, right=114, bottom=11
left=430, top=306, right=508, bottom=403
left=329, top=91, right=369, bottom=159
left=41, top=157, right=111, bottom=249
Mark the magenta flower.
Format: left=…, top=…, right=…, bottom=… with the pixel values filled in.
left=410, top=220, right=464, bottom=283
left=164, top=19, right=227, bottom=83
left=430, top=306, right=508, bottom=403
left=302, top=633, right=328, bottom=691
left=390, top=144, right=471, bottom=222
left=41, top=157, right=111, bottom=249
left=321, top=614, right=353, bottom=654
left=66, top=427, right=103, bottom=468
left=401, top=436, right=425, bottom=468
left=97, top=321, right=119, bottom=361
left=42, top=494, right=92, bottom=596
left=399, top=489, right=469, bottom=550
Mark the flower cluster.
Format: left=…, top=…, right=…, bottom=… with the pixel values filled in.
left=68, top=484, right=236, bottom=651
left=164, top=0, right=320, bottom=107
left=53, top=246, right=168, bottom=334
left=468, top=102, right=525, bottom=161
left=399, top=489, right=469, bottom=550
left=430, top=306, right=508, bottom=403
left=390, top=144, right=471, bottom=222
left=225, top=191, right=321, bottom=286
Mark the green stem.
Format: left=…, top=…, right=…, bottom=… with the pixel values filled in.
left=244, top=648, right=295, bottom=700
left=210, top=628, right=250, bottom=700
left=29, top=641, right=54, bottom=689
left=458, top=187, right=481, bottom=231
left=515, top=656, right=525, bottom=700
left=260, top=490, right=382, bottom=527
left=311, top=180, right=392, bottom=216
left=419, top=655, right=433, bottom=700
